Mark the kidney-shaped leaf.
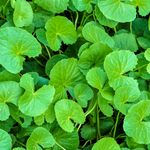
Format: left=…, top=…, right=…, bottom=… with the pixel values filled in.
left=82, top=22, right=114, bottom=47
left=114, top=86, right=140, bottom=115
left=34, top=0, right=69, bottom=13
left=74, top=83, right=93, bottom=108
left=45, top=16, right=77, bottom=51
left=98, top=0, right=136, bottom=22
left=18, top=73, right=55, bottom=117
left=92, top=137, right=120, bottom=150
left=123, top=100, right=150, bottom=144
left=0, top=27, right=42, bottom=73
left=26, top=127, right=55, bottom=150
left=144, top=48, right=150, bottom=61
left=0, top=129, right=12, bottom=150
left=55, top=99, right=85, bottom=132
left=13, top=0, right=33, bottom=27
left=0, top=81, right=24, bottom=121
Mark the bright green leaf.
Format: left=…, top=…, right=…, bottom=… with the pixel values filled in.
left=98, top=0, right=136, bottom=22
left=123, top=100, right=150, bottom=144
left=13, top=0, right=33, bottom=27
left=13, top=148, right=26, bottom=150
left=0, top=27, right=42, bottom=73
left=18, top=73, right=55, bottom=117
left=45, top=16, right=77, bottom=51
left=137, top=37, right=150, bottom=49
left=74, top=83, right=94, bottom=108
left=82, top=22, right=114, bottom=47
left=144, top=48, right=150, bottom=61
left=114, top=86, right=140, bottom=115
left=26, top=127, right=55, bottom=150
left=55, top=99, right=85, bottom=132
left=92, top=137, right=120, bottom=150
left=0, top=129, right=12, bottom=150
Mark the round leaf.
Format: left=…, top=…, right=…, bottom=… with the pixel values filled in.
left=55, top=99, right=85, bottom=132
left=34, top=0, right=69, bottom=13
left=0, top=129, right=12, bottom=150
left=144, top=48, right=150, bottom=61
left=98, top=0, right=136, bottom=22
left=18, top=73, right=55, bottom=117
left=0, top=27, right=42, bottom=73
left=0, top=81, right=24, bottom=121
left=82, top=22, right=114, bottom=47
left=74, top=83, right=94, bottom=108
left=13, top=0, right=33, bottom=27
left=123, top=100, right=150, bottom=144
left=114, top=86, right=140, bottom=115
left=92, top=137, right=120, bottom=150
left=45, top=16, right=77, bottom=51
left=26, top=127, right=55, bottom=150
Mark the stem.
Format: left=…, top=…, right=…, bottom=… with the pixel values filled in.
left=81, top=11, right=86, bottom=26
left=114, top=27, right=117, bottom=34
left=77, top=124, right=82, bottom=132
left=3, top=0, right=10, bottom=17
left=44, top=44, right=51, bottom=59
left=82, top=14, right=93, bottom=26
left=55, top=141, right=66, bottom=150
left=85, top=101, right=97, bottom=117
left=113, top=111, right=120, bottom=139
left=16, top=140, right=26, bottom=148
left=75, top=11, right=78, bottom=29
left=33, top=28, right=38, bottom=36
left=34, top=58, right=45, bottom=67
left=96, top=105, right=101, bottom=140
left=133, top=63, right=148, bottom=72
left=93, top=10, right=96, bottom=22
left=130, top=21, right=132, bottom=34
left=41, top=53, right=48, bottom=60
left=82, top=140, right=90, bottom=149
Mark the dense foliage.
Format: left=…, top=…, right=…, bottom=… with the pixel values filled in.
left=0, top=0, right=150, bottom=150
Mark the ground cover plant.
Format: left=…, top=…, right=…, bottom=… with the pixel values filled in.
left=1, top=0, right=150, bottom=149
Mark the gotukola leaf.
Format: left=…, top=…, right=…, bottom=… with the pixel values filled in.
left=55, top=99, right=85, bottom=132
left=13, top=0, right=33, bottom=27
left=45, top=16, right=77, bottom=51
left=0, top=129, right=12, bottom=150
left=137, top=37, right=150, bottom=49
left=92, top=137, right=120, bottom=150
left=82, top=22, right=114, bottom=47
left=18, top=73, right=55, bottom=117
left=114, top=86, right=140, bottom=115
left=74, top=83, right=94, bottom=108
left=26, top=127, right=55, bottom=150
left=98, top=0, right=136, bottom=22
left=34, top=0, right=69, bottom=13
left=123, top=100, right=150, bottom=144
left=0, top=27, right=42, bottom=73
left=0, top=81, right=24, bottom=121
left=144, top=48, right=150, bottom=61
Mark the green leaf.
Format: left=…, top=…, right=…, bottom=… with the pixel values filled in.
left=13, top=148, right=26, bottom=150
left=0, top=27, right=42, bottom=73
left=148, top=16, right=150, bottom=31
left=55, top=99, right=85, bottom=132
left=0, top=129, right=12, bottom=150
left=26, top=127, right=55, bottom=150
left=123, top=100, right=150, bottom=144
left=45, top=54, right=68, bottom=76
left=144, top=48, right=150, bottom=61
left=82, top=22, right=114, bottom=47
left=92, top=137, right=120, bottom=150
left=86, top=67, right=107, bottom=91
left=72, top=0, right=97, bottom=13
left=0, top=81, right=24, bottom=121
left=78, top=43, right=113, bottom=72
left=81, top=124, right=96, bottom=140
left=34, top=0, right=69, bottom=13
left=128, top=0, right=150, bottom=16
left=13, top=0, right=33, bottom=27
left=18, top=73, right=55, bottom=117
left=113, top=33, right=138, bottom=52
left=104, top=50, right=138, bottom=90
left=45, top=16, right=77, bottom=51
left=147, top=63, right=150, bottom=74
left=139, top=91, right=150, bottom=100
left=95, top=5, right=118, bottom=28
left=98, top=94, right=113, bottom=117
left=0, top=70, right=20, bottom=82
left=49, top=58, right=85, bottom=102
left=114, top=86, right=140, bottom=115
left=74, top=83, right=94, bottom=108
left=137, top=37, right=150, bottom=49
left=98, top=0, right=136, bottom=22
left=52, top=127, right=79, bottom=150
